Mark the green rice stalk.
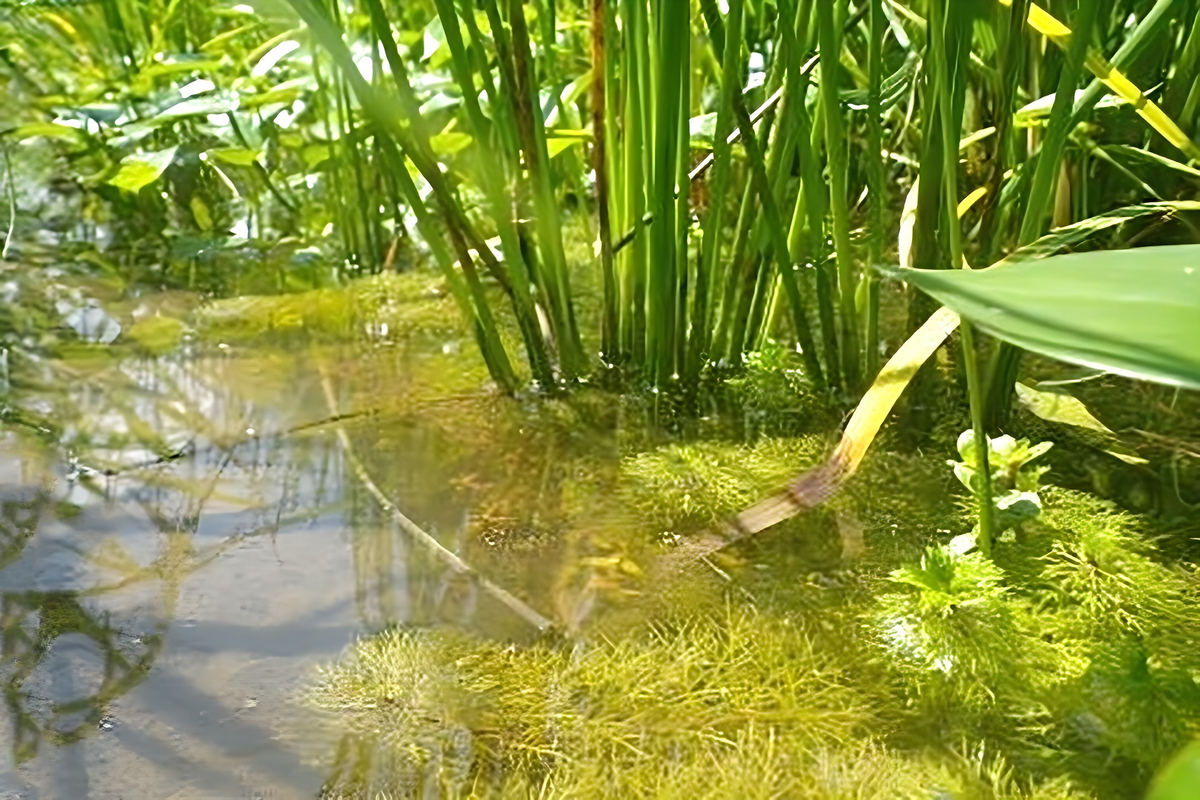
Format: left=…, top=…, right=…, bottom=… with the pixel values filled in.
left=428, top=0, right=555, bottom=385
left=687, top=0, right=740, bottom=381
left=645, top=0, right=688, bottom=385
left=708, top=30, right=826, bottom=387
left=864, top=0, right=885, bottom=380
left=618, top=0, right=650, bottom=365
left=504, top=0, right=587, bottom=379
left=928, top=0, right=994, bottom=554
left=592, top=0, right=618, bottom=364
left=986, top=0, right=1099, bottom=428
left=817, top=0, right=860, bottom=389
left=978, top=0, right=1030, bottom=268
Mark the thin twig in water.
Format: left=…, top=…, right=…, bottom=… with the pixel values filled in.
left=317, top=364, right=555, bottom=633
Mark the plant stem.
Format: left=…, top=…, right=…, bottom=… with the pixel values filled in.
left=929, top=0, right=995, bottom=553
left=864, top=0, right=884, bottom=381
left=817, top=0, right=860, bottom=389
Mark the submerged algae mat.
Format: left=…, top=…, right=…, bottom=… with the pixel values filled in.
left=187, top=272, right=1200, bottom=800
left=306, top=491, right=1200, bottom=800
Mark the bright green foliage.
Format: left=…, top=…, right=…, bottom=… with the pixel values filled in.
left=7, top=0, right=1200, bottom=400
left=877, top=544, right=1029, bottom=706
left=195, top=271, right=466, bottom=344
left=952, top=430, right=1052, bottom=538
left=107, top=147, right=179, bottom=194
left=307, top=471, right=1200, bottom=798
left=901, top=246, right=1200, bottom=390
left=621, top=435, right=827, bottom=531
left=1148, top=740, right=1200, bottom=800
left=124, top=315, right=186, bottom=355
left=308, top=609, right=1093, bottom=800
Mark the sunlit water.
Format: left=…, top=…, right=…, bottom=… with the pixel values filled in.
left=0, top=335, right=571, bottom=799
left=3, top=277, right=1195, bottom=799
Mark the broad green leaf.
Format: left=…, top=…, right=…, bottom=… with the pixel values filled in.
left=1015, top=382, right=1113, bottom=433
left=190, top=196, right=214, bottom=231
left=154, top=95, right=239, bottom=121
left=430, top=131, right=472, bottom=156
left=11, top=122, right=86, bottom=143
left=300, top=143, right=332, bottom=168
left=899, top=245, right=1200, bottom=389
left=108, top=147, right=179, bottom=194
left=205, top=147, right=260, bottom=166
left=1148, top=739, right=1200, bottom=800
left=546, top=137, right=582, bottom=159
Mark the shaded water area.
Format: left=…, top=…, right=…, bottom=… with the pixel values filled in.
left=0, top=273, right=1198, bottom=799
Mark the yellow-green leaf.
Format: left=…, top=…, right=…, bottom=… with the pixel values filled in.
left=206, top=147, right=260, bottom=167
left=1015, top=382, right=1113, bottom=433
left=190, top=195, right=214, bottom=231
left=1015, top=382, right=1149, bottom=465
left=108, top=147, right=178, bottom=194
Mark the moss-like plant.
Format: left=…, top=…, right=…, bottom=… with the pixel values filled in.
left=194, top=272, right=470, bottom=346
left=620, top=436, right=827, bottom=533
left=1031, top=490, right=1200, bottom=772
left=308, top=609, right=1094, bottom=800
left=874, top=544, right=1042, bottom=711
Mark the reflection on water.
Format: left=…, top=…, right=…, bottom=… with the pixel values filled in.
left=0, top=318, right=737, bottom=798
left=0, top=262, right=869, bottom=798
left=0, top=333, right=510, bottom=798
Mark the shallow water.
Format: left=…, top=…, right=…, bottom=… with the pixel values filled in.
left=1, top=278, right=1198, bottom=799
left=0, top=334, right=554, bottom=798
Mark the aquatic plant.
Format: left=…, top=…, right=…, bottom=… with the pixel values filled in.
left=951, top=430, right=1052, bottom=551
left=308, top=607, right=1100, bottom=800
left=10, top=0, right=1198, bottom=401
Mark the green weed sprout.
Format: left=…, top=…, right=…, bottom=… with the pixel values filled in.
left=952, top=431, right=1053, bottom=546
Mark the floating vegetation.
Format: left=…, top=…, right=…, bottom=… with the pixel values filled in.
left=195, top=271, right=464, bottom=345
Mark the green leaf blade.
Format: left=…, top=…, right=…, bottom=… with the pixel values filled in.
left=107, top=147, right=179, bottom=194
left=900, top=244, right=1200, bottom=389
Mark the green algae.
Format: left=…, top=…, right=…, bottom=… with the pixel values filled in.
left=621, top=435, right=830, bottom=532
left=307, top=421, right=1200, bottom=799
left=194, top=271, right=469, bottom=345
left=308, top=610, right=1091, bottom=800
left=124, top=314, right=186, bottom=356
